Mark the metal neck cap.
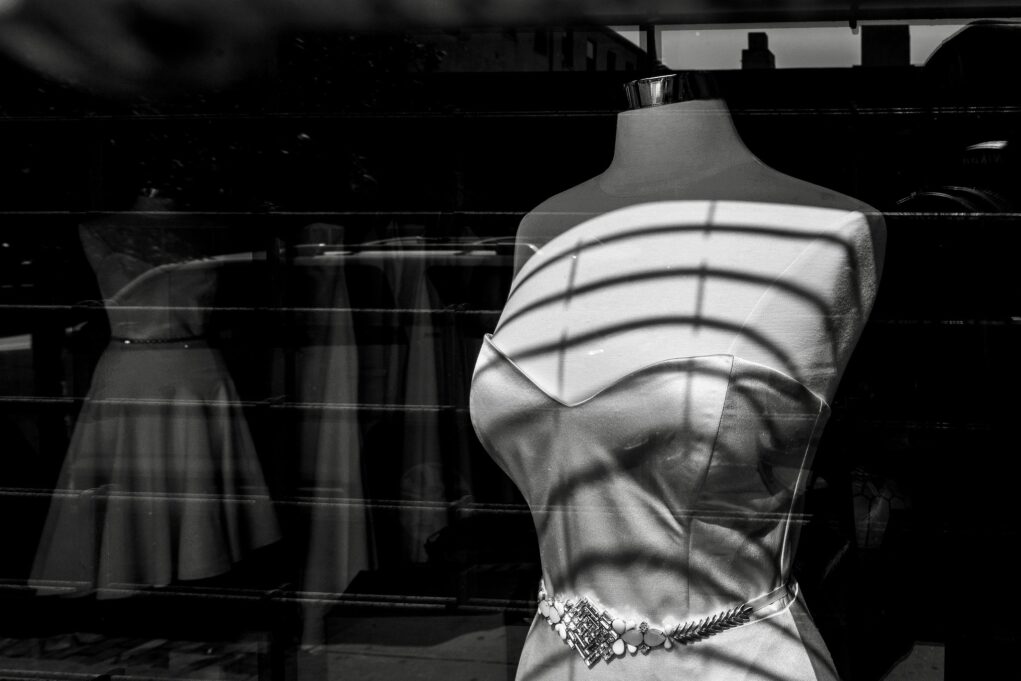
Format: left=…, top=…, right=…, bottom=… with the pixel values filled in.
left=624, top=72, right=718, bottom=109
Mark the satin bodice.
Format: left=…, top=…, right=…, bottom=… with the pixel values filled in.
left=470, top=334, right=828, bottom=627
left=470, top=200, right=873, bottom=680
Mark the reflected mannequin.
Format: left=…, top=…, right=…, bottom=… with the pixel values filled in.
left=471, top=73, right=885, bottom=680
left=31, top=194, right=280, bottom=597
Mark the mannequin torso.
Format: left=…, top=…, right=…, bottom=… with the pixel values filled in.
left=502, top=98, right=885, bottom=403
left=471, top=94, right=886, bottom=680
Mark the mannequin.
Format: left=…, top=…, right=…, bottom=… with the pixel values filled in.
left=470, top=73, right=885, bottom=680
left=30, top=194, right=280, bottom=597
left=503, top=72, right=885, bottom=403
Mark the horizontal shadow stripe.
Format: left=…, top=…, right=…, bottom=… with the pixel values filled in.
left=496, top=266, right=852, bottom=364
left=509, top=221, right=861, bottom=299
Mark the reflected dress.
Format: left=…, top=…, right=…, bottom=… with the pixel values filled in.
left=31, top=251, right=280, bottom=597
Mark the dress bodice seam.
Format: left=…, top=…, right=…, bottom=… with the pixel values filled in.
left=477, top=333, right=829, bottom=410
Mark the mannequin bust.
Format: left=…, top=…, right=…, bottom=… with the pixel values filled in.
left=501, top=72, right=885, bottom=403
left=470, top=73, right=886, bottom=681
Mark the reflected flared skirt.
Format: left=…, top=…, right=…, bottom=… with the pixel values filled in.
left=30, top=343, right=280, bottom=597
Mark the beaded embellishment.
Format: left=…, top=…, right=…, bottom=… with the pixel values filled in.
left=537, top=581, right=764, bottom=666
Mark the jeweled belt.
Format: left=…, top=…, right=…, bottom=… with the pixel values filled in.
left=536, top=579, right=795, bottom=667
left=111, top=334, right=205, bottom=345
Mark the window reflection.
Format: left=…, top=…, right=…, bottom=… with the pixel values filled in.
left=30, top=196, right=280, bottom=598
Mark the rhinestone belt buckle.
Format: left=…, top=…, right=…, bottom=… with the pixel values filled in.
left=563, top=598, right=617, bottom=666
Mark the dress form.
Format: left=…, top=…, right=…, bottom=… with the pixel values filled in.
left=31, top=195, right=280, bottom=596
left=500, top=74, right=886, bottom=403
left=513, top=75, right=884, bottom=272
left=471, top=74, right=886, bottom=680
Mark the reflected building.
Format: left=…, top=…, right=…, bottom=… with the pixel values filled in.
left=420, top=27, right=645, bottom=72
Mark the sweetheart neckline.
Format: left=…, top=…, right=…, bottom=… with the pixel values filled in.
left=477, top=333, right=830, bottom=410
